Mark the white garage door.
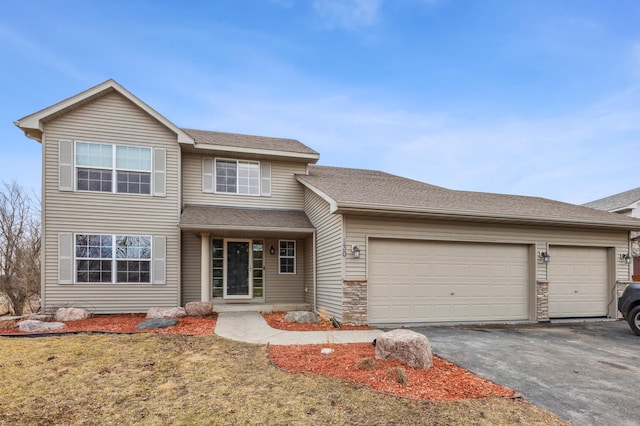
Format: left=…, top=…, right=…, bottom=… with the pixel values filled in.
left=368, top=239, right=530, bottom=324
left=548, top=246, right=608, bottom=318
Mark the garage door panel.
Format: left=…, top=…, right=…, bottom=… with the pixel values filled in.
left=548, top=246, right=608, bottom=318
left=368, top=240, right=530, bottom=323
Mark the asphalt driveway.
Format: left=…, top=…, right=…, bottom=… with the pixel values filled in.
left=410, top=321, right=639, bottom=426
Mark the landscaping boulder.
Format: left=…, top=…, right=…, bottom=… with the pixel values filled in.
left=56, top=307, right=90, bottom=321
left=146, top=307, right=187, bottom=319
left=375, top=329, right=433, bottom=370
left=185, top=301, right=213, bottom=316
left=17, top=320, right=66, bottom=332
left=284, top=311, right=319, bottom=324
left=136, top=318, right=179, bottom=330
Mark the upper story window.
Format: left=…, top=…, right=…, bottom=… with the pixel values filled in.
left=202, top=157, right=271, bottom=196
left=216, top=159, right=259, bottom=195
left=75, top=142, right=151, bottom=195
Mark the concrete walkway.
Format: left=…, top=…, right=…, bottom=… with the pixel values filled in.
left=214, top=311, right=383, bottom=345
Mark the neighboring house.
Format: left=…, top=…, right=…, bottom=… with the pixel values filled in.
left=15, top=80, right=640, bottom=325
left=584, top=188, right=640, bottom=279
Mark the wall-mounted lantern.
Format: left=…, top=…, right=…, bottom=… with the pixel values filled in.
left=270, top=245, right=275, bottom=255
left=352, top=245, right=361, bottom=259
left=539, top=251, right=550, bottom=263
left=620, top=253, right=631, bottom=264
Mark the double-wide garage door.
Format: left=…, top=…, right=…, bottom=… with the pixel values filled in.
left=368, top=239, right=530, bottom=324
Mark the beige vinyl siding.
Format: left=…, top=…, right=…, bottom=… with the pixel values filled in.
left=181, top=231, right=202, bottom=304
left=263, top=238, right=305, bottom=303
left=304, top=190, right=344, bottom=320
left=345, top=217, right=629, bottom=280
left=304, top=235, right=314, bottom=305
left=42, top=92, right=181, bottom=313
left=182, top=153, right=306, bottom=209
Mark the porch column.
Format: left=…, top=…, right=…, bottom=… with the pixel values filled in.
left=201, top=233, right=211, bottom=302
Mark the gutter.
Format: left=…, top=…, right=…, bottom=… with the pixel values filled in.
left=334, top=203, right=640, bottom=231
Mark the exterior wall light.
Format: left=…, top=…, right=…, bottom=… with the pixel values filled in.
left=539, top=251, right=550, bottom=263
left=352, top=245, right=361, bottom=259
left=270, top=245, right=275, bottom=255
left=620, top=253, right=631, bottom=264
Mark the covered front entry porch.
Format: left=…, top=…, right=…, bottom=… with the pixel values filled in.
left=179, top=206, right=316, bottom=308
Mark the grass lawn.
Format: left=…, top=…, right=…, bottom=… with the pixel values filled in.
left=0, top=334, right=568, bottom=425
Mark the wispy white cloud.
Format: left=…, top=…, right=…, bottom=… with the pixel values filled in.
left=312, top=0, right=384, bottom=30
left=0, top=24, right=89, bottom=83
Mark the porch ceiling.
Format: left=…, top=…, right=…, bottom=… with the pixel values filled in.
left=179, top=205, right=315, bottom=238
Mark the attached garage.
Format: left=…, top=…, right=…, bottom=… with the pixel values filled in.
left=368, top=239, right=531, bottom=324
left=548, top=246, right=610, bottom=318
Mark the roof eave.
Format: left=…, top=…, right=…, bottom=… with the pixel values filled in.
left=14, top=79, right=195, bottom=145
left=335, top=203, right=640, bottom=230
left=179, top=223, right=316, bottom=233
left=194, top=143, right=320, bottom=163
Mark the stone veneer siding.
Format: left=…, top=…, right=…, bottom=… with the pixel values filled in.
left=536, top=280, right=549, bottom=321
left=342, top=279, right=368, bottom=325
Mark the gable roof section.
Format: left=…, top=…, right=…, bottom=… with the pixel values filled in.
left=583, top=187, right=640, bottom=212
left=182, top=128, right=320, bottom=163
left=297, top=165, right=640, bottom=230
left=15, top=79, right=195, bottom=144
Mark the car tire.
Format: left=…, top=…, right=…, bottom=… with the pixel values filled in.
left=627, top=306, right=640, bottom=336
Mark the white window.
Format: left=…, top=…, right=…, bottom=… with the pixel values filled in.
left=215, top=159, right=260, bottom=195
left=279, top=240, right=296, bottom=274
left=76, top=142, right=152, bottom=194
left=75, top=234, right=151, bottom=283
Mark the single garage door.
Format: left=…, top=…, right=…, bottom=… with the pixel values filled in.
left=368, top=239, right=530, bottom=324
left=548, top=246, right=608, bottom=318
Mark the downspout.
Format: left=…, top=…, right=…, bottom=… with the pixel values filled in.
left=313, top=230, right=317, bottom=312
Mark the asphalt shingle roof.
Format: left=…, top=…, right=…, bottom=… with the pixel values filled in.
left=297, top=165, right=640, bottom=229
left=180, top=206, right=314, bottom=231
left=182, top=128, right=319, bottom=156
left=583, top=187, right=640, bottom=212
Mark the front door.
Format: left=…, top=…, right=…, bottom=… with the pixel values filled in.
left=224, top=239, right=252, bottom=299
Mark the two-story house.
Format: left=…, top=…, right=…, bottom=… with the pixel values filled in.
left=16, top=80, right=640, bottom=325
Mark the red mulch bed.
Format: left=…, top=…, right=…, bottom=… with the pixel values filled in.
left=269, top=343, right=517, bottom=401
left=0, top=313, right=217, bottom=336
left=1, top=313, right=515, bottom=401
left=262, top=311, right=372, bottom=331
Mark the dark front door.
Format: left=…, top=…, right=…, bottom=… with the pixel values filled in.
left=225, top=240, right=252, bottom=299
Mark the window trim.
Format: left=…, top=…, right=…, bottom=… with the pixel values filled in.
left=278, top=240, right=296, bottom=275
left=74, top=233, right=152, bottom=284
left=74, top=141, right=152, bottom=195
left=214, top=158, right=261, bottom=196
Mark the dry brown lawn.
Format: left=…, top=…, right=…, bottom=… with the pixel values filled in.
left=0, top=334, right=568, bottom=425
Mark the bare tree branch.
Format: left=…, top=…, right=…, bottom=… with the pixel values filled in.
left=0, top=181, right=41, bottom=316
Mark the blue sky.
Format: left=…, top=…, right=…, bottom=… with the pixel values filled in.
left=1, top=0, right=639, bottom=204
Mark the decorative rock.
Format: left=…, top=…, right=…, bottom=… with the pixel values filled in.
left=55, top=307, right=90, bottom=321
left=17, top=320, right=66, bottom=332
left=320, top=348, right=334, bottom=355
left=375, top=329, right=433, bottom=370
left=136, top=318, right=179, bottom=330
left=185, top=301, right=213, bottom=316
left=146, top=307, right=187, bottom=319
left=284, top=311, right=319, bottom=324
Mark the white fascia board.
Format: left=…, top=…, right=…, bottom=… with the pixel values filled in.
left=194, top=142, right=320, bottom=162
